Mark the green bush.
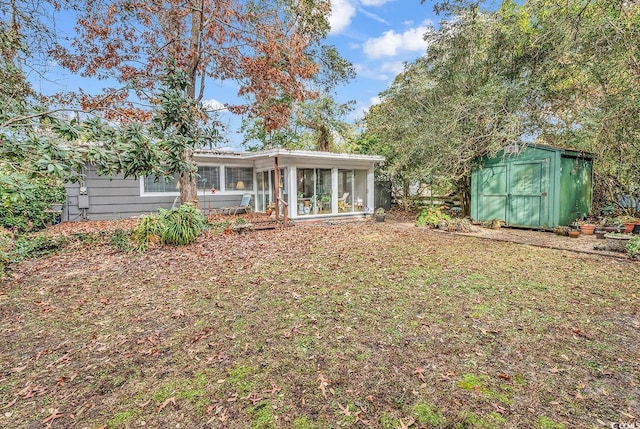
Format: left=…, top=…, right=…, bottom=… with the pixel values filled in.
left=0, top=173, right=66, bottom=233
left=0, top=229, right=12, bottom=278
left=133, top=204, right=206, bottom=249
left=625, top=235, right=640, bottom=259
left=415, top=207, right=451, bottom=228
left=159, top=203, right=206, bottom=245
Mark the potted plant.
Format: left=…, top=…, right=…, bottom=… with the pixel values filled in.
left=616, top=215, right=639, bottom=233
left=568, top=229, right=580, bottom=238
left=374, top=208, right=386, bottom=222
left=553, top=226, right=570, bottom=236
left=604, top=232, right=634, bottom=252
left=577, top=220, right=597, bottom=235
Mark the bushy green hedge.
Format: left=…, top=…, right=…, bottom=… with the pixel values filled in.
left=0, top=173, right=66, bottom=233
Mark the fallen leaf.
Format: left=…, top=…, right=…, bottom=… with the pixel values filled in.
left=413, top=367, right=426, bottom=383
left=42, top=408, right=63, bottom=426
left=337, top=402, right=351, bottom=416
left=317, top=372, right=329, bottom=399
left=398, top=415, right=415, bottom=428
left=157, top=397, right=176, bottom=412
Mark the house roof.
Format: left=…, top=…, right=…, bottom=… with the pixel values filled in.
left=193, top=148, right=385, bottom=163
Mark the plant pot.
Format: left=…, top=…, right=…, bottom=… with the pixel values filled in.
left=375, top=215, right=385, bottom=222
left=604, top=233, right=633, bottom=252
left=579, top=224, right=596, bottom=235
left=50, top=203, right=64, bottom=212
left=568, top=230, right=580, bottom=238
left=623, top=223, right=636, bottom=233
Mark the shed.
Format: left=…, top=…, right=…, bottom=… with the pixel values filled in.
left=471, top=144, right=594, bottom=229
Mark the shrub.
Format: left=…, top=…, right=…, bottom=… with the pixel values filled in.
left=133, top=204, right=206, bottom=249
left=0, top=174, right=66, bottom=233
left=11, top=233, right=69, bottom=261
left=415, top=207, right=451, bottom=228
left=625, top=235, right=640, bottom=259
left=159, top=203, right=206, bottom=245
left=132, top=214, right=163, bottom=250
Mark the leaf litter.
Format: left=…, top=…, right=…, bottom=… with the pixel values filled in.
left=0, top=219, right=639, bottom=428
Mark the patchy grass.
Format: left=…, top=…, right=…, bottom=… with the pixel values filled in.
left=1, top=221, right=639, bottom=428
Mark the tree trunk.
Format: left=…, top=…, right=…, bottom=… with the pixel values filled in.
left=179, top=148, right=198, bottom=205
left=178, top=0, right=203, bottom=206
left=456, top=175, right=471, bottom=217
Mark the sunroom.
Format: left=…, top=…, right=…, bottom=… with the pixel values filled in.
left=195, top=149, right=385, bottom=219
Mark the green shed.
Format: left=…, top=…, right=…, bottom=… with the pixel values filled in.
left=471, top=144, right=594, bottom=229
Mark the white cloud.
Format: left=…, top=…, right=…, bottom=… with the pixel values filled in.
left=202, top=98, right=226, bottom=111
left=362, top=22, right=431, bottom=59
left=329, top=0, right=357, bottom=35
left=370, top=95, right=382, bottom=106
left=360, top=0, right=394, bottom=6
left=357, top=8, right=389, bottom=25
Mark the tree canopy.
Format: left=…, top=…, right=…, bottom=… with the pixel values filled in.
left=362, top=0, right=640, bottom=215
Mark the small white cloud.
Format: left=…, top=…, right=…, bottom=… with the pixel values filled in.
left=370, top=95, right=382, bottom=106
left=360, top=0, right=394, bottom=6
left=358, top=8, right=390, bottom=25
left=362, top=22, right=431, bottom=59
left=202, top=98, right=226, bottom=111
left=329, top=0, right=357, bottom=35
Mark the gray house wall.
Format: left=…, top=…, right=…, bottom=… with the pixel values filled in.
left=64, top=167, right=250, bottom=221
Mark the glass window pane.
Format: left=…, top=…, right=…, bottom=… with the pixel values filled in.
left=225, top=167, right=253, bottom=191
left=196, top=166, right=220, bottom=190
left=353, top=170, right=367, bottom=212
left=143, top=174, right=178, bottom=193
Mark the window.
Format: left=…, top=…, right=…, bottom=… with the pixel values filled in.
left=225, top=167, right=253, bottom=191
left=143, top=174, right=178, bottom=193
left=142, top=166, right=221, bottom=193
left=197, top=166, right=219, bottom=190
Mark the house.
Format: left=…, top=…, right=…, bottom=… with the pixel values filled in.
left=471, top=144, right=594, bottom=228
left=63, top=149, right=385, bottom=222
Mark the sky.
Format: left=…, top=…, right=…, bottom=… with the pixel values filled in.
left=326, top=0, right=435, bottom=121
left=29, top=0, right=439, bottom=148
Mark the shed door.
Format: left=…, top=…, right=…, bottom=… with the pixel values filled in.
left=477, top=165, right=508, bottom=222
left=508, top=160, right=548, bottom=227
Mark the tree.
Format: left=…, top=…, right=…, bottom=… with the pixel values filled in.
left=363, top=4, right=529, bottom=214
left=365, top=0, right=639, bottom=216
left=53, top=0, right=332, bottom=204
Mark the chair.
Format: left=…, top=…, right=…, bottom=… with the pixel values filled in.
left=226, top=193, right=253, bottom=215
left=338, top=192, right=349, bottom=211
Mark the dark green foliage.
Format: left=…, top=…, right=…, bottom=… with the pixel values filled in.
left=0, top=175, right=66, bottom=233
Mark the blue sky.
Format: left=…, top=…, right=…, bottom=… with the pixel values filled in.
left=30, top=1, right=438, bottom=148
left=326, top=0, right=435, bottom=121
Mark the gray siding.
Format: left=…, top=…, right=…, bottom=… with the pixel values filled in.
left=64, top=168, right=251, bottom=222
